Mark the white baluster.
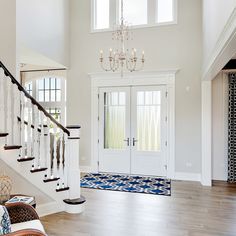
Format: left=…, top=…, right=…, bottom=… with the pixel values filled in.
left=45, top=117, right=52, bottom=180
left=58, top=130, right=64, bottom=186
left=39, top=112, right=46, bottom=168
left=0, top=69, right=5, bottom=132
left=52, top=126, right=58, bottom=178
left=6, top=78, right=12, bottom=145
left=13, top=85, right=20, bottom=145
left=20, top=92, right=25, bottom=159
left=63, top=133, right=69, bottom=188
left=33, top=106, right=39, bottom=170
left=26, top=99, right=33, bottom=158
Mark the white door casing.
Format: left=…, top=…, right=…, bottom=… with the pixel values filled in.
left=90, top=71, right=177, bottom=178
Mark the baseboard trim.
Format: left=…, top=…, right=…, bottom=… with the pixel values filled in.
left=80, top=166, right=93, bottom=173
left=174, top=172, right=201, bottom=182
left=36, top=201, right=64, bottom=217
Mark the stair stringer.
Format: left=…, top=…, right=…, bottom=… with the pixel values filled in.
left=0, top=148, right=69, bottom=215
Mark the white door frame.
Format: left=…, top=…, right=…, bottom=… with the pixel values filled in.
left=89, top=70, right=177, bottom=178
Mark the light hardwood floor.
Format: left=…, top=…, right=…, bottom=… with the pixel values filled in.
left=41, top=180, right=236, bottom=236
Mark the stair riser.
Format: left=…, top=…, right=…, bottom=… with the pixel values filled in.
left=1, top=149, right=69, bottom=203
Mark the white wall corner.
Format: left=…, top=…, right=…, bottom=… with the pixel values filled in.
left=36, top=201, right=65, bottom=217
left=202, top=7, right=236, bottom=81
left=201, top=81, right=212, bottom=186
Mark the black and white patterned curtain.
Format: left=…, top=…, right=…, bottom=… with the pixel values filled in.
left=228, top=73, right=236, bottom=183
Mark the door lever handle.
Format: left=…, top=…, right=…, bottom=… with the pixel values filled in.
left=132, top=138, right=138, bottom=146
left=124, top=138, right=130, bottom=146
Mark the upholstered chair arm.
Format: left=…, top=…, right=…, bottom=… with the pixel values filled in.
left=6, top=203, right=39, bottom=224
left=6, top=229, right=47, bottom=236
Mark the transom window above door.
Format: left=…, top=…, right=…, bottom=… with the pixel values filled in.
left=92, top=0, right=177, bottom=31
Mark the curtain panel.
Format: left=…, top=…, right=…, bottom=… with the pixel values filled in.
left=228, top=73, right=236, bottom=183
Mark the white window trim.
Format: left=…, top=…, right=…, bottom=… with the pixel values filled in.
left=91, top=0, right=178, bottom=33
left=89, top=70, right=177, bottom=179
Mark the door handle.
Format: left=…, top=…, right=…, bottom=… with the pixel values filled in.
left=124, top=138, right=130, bottom=146
left=132, top=138, right=138, bottom=146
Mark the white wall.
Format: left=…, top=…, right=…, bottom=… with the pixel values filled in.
left=16, top=0, right=70, bottom=67
left=203, top=0, right=236, bottom=70
left=68, top=0, right=202, bottom=174
left=0, top=0, right=17, bottom=77
left=212, top=73, right=228, bottom=181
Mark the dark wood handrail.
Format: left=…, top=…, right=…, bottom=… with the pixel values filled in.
left=0, top=61, right=70, bottom=135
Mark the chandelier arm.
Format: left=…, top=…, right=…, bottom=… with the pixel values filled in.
left=126, top=57, right=136, bottom=72
left=132, top=59, right=145, bottom=72
left=109, top=57, right=117, bottom=72
left=125, top=58, right=132, bottom=72
left=100, top=58, right=113, bottom=72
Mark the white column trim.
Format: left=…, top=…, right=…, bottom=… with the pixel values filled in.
left=89, top=70, right=177, bottom=178
left=201, top=81, right=212, bottom=186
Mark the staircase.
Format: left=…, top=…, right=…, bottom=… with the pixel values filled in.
left=0, top=61, right=85, bottom=215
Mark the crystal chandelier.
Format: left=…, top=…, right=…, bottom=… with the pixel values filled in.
left=99, top=0, right=145, bottom=76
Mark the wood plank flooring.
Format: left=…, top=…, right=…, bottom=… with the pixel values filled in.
left=41, top=180, right=236, bottom=236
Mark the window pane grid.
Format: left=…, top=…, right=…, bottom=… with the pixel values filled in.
left=92, top=0, right=176, bottom=31
left=37, top=78, right=61, bottom=102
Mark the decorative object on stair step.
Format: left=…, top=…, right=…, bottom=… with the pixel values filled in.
left=81, top=173, right=171, bottom=196
left=43, top=174, right=60, bottom=183
left=56, top=183, right=60, bottom=191
left=0, top=175, right=12, bottom=204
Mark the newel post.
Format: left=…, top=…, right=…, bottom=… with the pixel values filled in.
left=64, top=125, right=86, bottom=214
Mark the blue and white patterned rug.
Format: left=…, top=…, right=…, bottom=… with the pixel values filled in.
left=81, top=173, right=171, bottom=196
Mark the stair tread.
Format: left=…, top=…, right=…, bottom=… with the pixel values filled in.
left=0, top=133, right=8, bottom=137
left=56, top=187, right=70, bottom=192
left=17, top=157, right=35, bottom=162
left=44, top=177, right=60, bottom=183
left=30, top=167, right=48, bottom=173
left=63, top=196, right=86, bottom=205
left=4, top=145, right=22, bottom=150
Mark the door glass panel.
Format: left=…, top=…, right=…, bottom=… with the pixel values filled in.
left=104, top=92, right=126, bottom=149
left=137, top=91, right=161, bottom=151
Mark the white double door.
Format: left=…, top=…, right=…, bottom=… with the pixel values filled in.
left=98, top=85, right=168, bottom=176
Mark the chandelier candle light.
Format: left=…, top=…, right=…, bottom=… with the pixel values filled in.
left=99, top=0, right=145, bottom=77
